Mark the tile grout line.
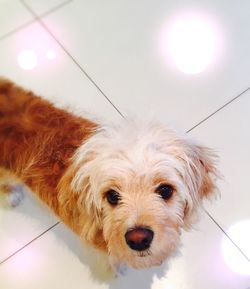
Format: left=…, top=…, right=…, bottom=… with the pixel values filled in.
left=187, top=86, right=250, bottom=261
left=204, top=209, right=250, bottom=262
left=186, top=87, right=250, bottom=133
left=2, top=1, right=248, bottom=124
left=0, top=0, right=73, bottom=42
left=0, top=221, right=61, bottom=266
left=36, top=0, right=74, bottom=19
left=0, top=0, right=124, bottom=267
left=0, top=19, right=36, bottom=42
left=20, top=0, right=125, bottom=119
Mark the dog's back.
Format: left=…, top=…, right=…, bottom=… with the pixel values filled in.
left=0, top=78, right=97, bottom=209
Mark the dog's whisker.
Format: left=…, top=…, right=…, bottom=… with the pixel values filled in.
left=135, top=249, right=152, bottom=258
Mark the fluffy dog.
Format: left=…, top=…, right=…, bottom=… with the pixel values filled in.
left=0, top=78, right=218, bottom=273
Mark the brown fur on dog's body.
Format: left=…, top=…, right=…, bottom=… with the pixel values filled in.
left=0, top=78, right=219, bottom=271
left=0, top=79, right=106, bottom=248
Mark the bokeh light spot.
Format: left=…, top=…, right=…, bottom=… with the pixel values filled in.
left=17, top=49, right=38, bottom=70
left=221, top=219, right=250, bottom=276
left=46, top=50, right=56, bottom=60
left=159, top=12, right=222, bottom=74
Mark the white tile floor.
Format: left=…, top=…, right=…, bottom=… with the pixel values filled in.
left=0, top=1, right=249, bottom=288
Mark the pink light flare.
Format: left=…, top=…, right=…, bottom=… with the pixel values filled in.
left=221, top=219, right=250, bottom=276
left=17, top=49, right=38, bottom=70
left=159, top=11, right=223, bottom=74
left=46, top=49, right=56, bottom=60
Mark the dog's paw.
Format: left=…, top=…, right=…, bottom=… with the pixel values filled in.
left=115, top=263, right=128, bottom=276
left=6, top=184, right=25, bottom=207
left=109, top=259, right=128, bottom=277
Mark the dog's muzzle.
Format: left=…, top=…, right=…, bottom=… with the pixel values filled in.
left=125, top=227, right=154, bottom=251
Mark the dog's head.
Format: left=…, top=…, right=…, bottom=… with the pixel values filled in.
left=64, top=121, right=218, bottom=269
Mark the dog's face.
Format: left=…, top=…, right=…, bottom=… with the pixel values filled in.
left=69, top=122, right=218, bottom=269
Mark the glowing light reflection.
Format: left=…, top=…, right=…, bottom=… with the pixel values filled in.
left=6, top=245, right=42, bottom=280
left=17, top=49, right=38, bottom=70
left=46, top=49, right=56, bottom=60
left=221, top=219, right=250, bottom=276
left=159, top=12, right=222, bottom=74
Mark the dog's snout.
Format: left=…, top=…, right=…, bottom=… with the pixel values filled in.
left=125, top=227, right=154, bottom=251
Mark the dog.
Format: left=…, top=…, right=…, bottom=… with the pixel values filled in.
left=0, top=78, right=218, bottom=273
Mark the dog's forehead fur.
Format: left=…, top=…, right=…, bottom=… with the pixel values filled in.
left=73, top=121, right=194, bottom=194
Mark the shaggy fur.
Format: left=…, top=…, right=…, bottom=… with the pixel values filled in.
left=0, top=78, right=219, bottom=272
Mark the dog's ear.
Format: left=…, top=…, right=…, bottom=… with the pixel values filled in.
left=57, top=158, right=103, bottom=236
left=180, top=141, right=219, bottom=227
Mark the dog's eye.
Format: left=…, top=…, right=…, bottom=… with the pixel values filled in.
left=156, top=184, right=174, bottom=200
left=106, top=190, right=120, bottom=205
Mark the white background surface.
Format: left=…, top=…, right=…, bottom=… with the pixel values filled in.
left=0, top=1, right=249, bottom=288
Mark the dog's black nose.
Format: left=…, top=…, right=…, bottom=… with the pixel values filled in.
left=125, top=227, right=154, bottom=251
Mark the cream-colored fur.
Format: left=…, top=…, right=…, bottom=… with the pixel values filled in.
left=60, top=120, right=219, bottom=270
